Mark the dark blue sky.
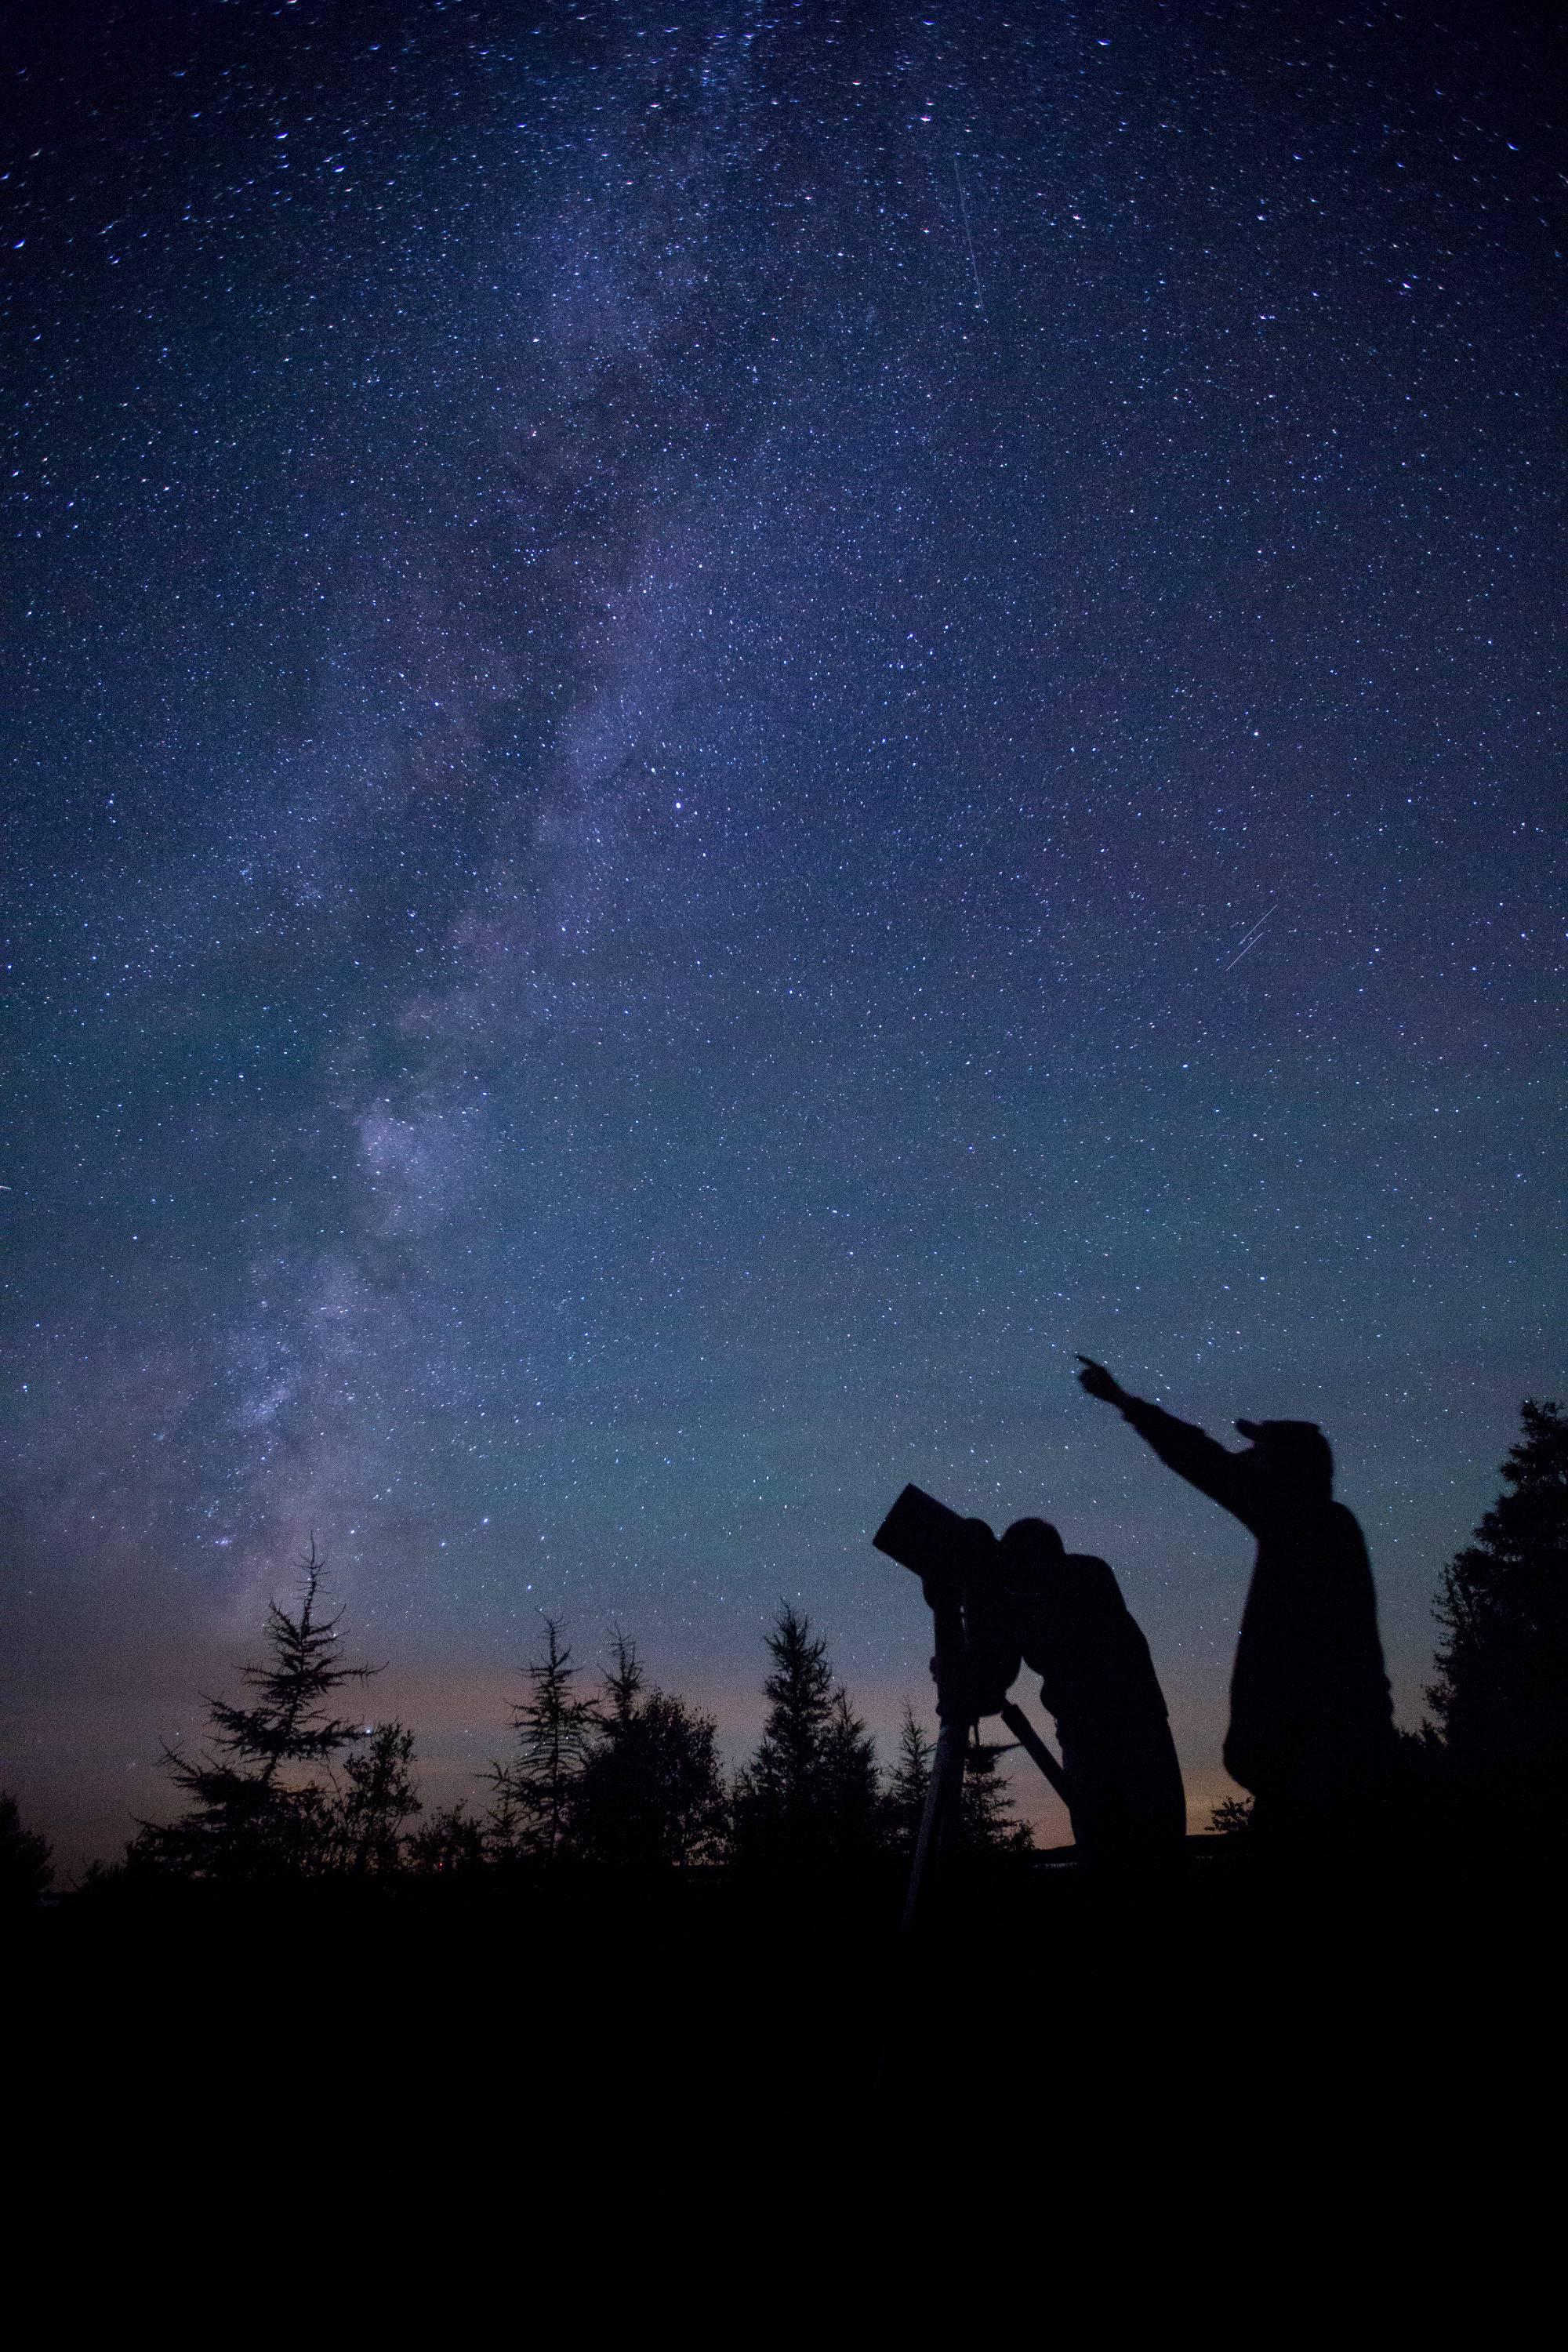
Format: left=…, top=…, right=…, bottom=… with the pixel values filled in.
left=4, top=0, right=1562, bottom=1869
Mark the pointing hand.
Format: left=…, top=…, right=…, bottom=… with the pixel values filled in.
left=1076, top=1354, right=1126, bottom=1406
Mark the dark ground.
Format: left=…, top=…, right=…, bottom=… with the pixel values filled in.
left=13, top=1839, right=1551, bottom=2091
left=9, top=1841, right=1552, bottom=2291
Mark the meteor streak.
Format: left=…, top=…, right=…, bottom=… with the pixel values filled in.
left=1219, top=902, right=1277, bottom=973
left=953, top=154, right=985, bottom=318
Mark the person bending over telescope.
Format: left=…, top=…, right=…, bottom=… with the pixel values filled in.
left=1076, top=1357, right=1396, bottom=1846
left=876, top=1488, right=1185, bottom=1871
left=996, top=1517, right=1187, bottom=1867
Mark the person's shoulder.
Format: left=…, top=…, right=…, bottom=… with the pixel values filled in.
left=1064, top=1552, right=1123, bottom=1597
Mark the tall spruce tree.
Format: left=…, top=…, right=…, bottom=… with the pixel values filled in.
left=485, top=1618, right=596, bottom=1861
left=1425, top=1398, right=1568, bottom=1842
left=732, top=1603, right=880, bottom=1867
left=129, top=1543, right=376, bottom=1880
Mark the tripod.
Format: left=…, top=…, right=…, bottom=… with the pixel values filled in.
left=902, top=1569, right=1076, bottom=1932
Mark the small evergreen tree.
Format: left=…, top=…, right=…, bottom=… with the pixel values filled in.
left=485, top=1618, right=596, bottom=1862
left=571, top=1634, right=729, bottom=1867
left=822, top=1685, right=881, bottom=1857
left=601, top=1628, right=645, bottom=1731
left=406, top=1802, right=488, bottom=1876
left=956, top=1739, right=1033, bottom=1854
left=0, top=1792, right=53, bottom=1907
left=1208, top=1796, right=1256, bottom=1837
left=881, top=1708, right=1031, bottom=1857
left=333, top=1721, right=421, bottom=1873
left=882, top=1705, right=935, bottom=1854
left=732, top=1604, right=880, bottom=1867
left=129, top=1542, right=375, bottom=1881
left=1425, top=1399, right=1568, bottom=1842
left=732, top=1602, right=834, bottom=1864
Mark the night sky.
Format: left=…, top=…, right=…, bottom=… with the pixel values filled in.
left=5, top=1, right=1562, bottom=1872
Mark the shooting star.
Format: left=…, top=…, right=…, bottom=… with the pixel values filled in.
left=1219, top=901, right=1278, bottom=973
left=953, top=155, right=985, bottom=318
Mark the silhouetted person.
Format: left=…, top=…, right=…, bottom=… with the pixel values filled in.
left=996, top=1518, right=1187, bottom=1867
left=1076, top=1359, right=1396, bottom=1846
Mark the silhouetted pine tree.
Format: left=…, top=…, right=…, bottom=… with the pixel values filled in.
left=485, top=1618, right=596, bottom=1862
left=956, top=1740, right=1033, bottom=1853
left=599, top=1629, right=646, bottom=1741
left=570, top=1634, right=729, bottom=1867
left=128, top=1543, right=375, bottom=1881
left=0, top=1792, right=53, bottom=1907
left=732, top=1604, right=880, bottom=1867
left=822, top=1685, right=881, bottom=1856
left=1425, top=1398, right=1568, bottom=1843
left=880, top=1708, right=1032, bottom=1857
left=881, top=1705, right=935, bottom=1854
left=333, top=1721, right=421, bottom=1872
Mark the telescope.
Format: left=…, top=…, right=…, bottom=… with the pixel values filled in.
left=872, top=1483, right=1004, bottom=1604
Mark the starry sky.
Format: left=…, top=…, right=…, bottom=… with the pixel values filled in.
left=5, top=1, right=1563, bottom=1872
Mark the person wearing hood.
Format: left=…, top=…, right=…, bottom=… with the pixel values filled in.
left=1075, top=1357, right=1396, bottom=1844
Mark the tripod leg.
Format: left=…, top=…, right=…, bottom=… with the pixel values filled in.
left=999, top=1699, right=1076, bottom=1812
left=901, top=1717, right=968, bottom=1933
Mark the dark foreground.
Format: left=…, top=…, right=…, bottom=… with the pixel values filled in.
left=13, top=1838, right=1552, bottom=2078
left=9, top=1836, right=1555, bottom=2285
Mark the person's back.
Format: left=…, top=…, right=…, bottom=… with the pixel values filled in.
left=1000, top=1519, right=1187, bottom=1865
left=1220, top=1437, right=1394, bottom=1836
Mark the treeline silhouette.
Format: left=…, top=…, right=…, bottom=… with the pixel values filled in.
left=3, top=1396, right=1563, bottom=1910
left=69, top=1564, right=1029, bottom=1896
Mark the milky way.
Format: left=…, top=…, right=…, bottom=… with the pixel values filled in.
left=5, top=2, right=1562, bottom=1866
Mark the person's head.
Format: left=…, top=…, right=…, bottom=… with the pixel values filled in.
left=1233, top=1418, right=1335, bottom=1501
left=1000, top=1515, right=1065, bottom=1570
left=997, top=1518, right=1067, bottom=1613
